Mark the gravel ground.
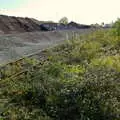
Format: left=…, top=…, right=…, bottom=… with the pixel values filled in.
left=0, top=29, right=94, bottom=65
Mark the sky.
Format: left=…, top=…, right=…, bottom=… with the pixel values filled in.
left=0, top=0, right=120, bottom=24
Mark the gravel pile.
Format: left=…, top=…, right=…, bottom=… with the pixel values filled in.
left=0, top=29, right=93, bottom=65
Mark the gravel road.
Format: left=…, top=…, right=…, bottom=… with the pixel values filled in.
left=0, top=29, right=94, bottom=65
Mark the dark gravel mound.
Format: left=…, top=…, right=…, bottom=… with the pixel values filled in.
left=0, top=15, right=92, bottom=34
left=0, top=15, right=42, bottom=34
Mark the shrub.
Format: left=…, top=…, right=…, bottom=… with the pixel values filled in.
left=112, top=18, right=120, bottom=36
left=44, top=67, right=120, bottom=120
left=0, top=29, right=120, bottom=120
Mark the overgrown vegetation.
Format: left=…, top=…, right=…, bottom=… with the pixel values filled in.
left=0, top=20, right=120, bottom=120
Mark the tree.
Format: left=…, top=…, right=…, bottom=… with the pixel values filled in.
left=101, top=22, right=104, bottom=27
left=59, top=17, right=68, bottom=24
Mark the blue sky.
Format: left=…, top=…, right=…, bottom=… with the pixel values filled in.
left=0, top=0, right=120, bottom=24
left=0, top=0, right=28, bottom=9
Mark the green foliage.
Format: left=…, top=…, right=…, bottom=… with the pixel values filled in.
left=45, top=67, right=120, bottom=120
left=59, top=17, right=68, bottom=24
left=0, top=29, right=120, bottom=120
left=112, top=18, right=120, bottom=36
left=90, top=55, right=120, bottom=71
left=0, top=58, right=39, bottom=79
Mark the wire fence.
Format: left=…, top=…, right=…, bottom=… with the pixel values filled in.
left=0, top=29, right=95, bottom=80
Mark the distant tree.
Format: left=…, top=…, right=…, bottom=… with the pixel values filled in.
left=91, top=23, right=101, bottom=28
left=59, top=17, right=68, bottom=24
left=95, top=23, right=100, bottom=27
left=101, top=22, right=104, bottom=27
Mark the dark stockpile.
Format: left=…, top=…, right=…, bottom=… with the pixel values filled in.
left=0, top=15, right=42, bottom=34
left=0, top=15, right=91, bottom=34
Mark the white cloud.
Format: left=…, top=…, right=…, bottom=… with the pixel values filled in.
left=0, top=0, right=120, bottom=24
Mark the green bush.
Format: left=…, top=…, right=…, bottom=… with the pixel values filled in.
left=4, top=62, right=119, bottom=120
left=0, top=29, right=120, bottom=120
left=112, top=18, right=120, bottom=36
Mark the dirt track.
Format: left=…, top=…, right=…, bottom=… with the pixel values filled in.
left=0, top=29, right=94, bottom=65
